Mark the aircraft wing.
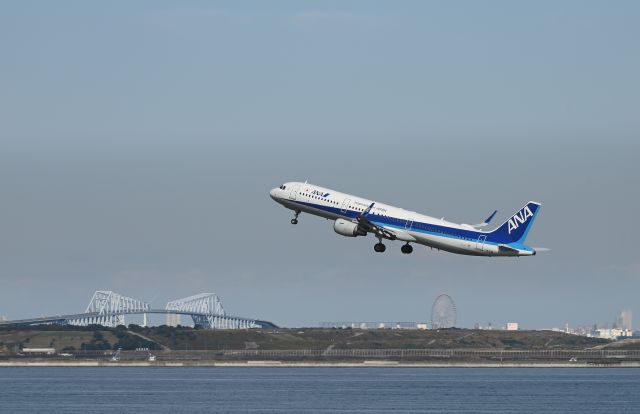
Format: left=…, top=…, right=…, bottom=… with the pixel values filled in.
left=357, top=203, right=397, bottom=240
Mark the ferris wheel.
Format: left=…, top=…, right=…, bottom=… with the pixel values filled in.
left=431, top=294, right=457, bottom=329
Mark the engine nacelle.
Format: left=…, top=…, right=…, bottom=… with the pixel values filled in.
left=333, top=219, right=367, bottom=237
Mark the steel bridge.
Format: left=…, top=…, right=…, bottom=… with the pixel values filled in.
left=0, top=291, right=277, bottom=329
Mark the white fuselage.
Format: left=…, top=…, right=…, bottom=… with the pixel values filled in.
left=270, top=182, right=537, bottom=257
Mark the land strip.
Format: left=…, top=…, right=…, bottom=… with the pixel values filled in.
left=3, top=326, right=638, bottom=367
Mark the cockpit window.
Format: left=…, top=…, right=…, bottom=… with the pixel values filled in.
left=281, top=185, right=286, bottom=190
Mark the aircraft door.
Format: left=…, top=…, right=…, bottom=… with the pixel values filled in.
left=340, top=198, right=351, bottom=214
left=476, top=235, right=487, bottom=251
left=288, top=184, right=301, bottom=200
left=405, top=218, right=414, bottom=230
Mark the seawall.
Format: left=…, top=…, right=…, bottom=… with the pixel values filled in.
left=2, top=360, right=639, bottom=368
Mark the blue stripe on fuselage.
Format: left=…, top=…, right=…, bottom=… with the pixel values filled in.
left=286, top=199, right=510, bottom=246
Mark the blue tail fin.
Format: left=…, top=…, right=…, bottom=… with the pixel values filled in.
left=488, top=201, right=541, bottom=244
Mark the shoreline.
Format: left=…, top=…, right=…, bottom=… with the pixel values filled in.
left=2, top=360, right=639, bottom=368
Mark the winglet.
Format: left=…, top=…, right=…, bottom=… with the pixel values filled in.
left=361, top=202, right=375, bottom=217
left=469, top=209, right=498, bottom=228
left=484, top=210, right=498, bottom=225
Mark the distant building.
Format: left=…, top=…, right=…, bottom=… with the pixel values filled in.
left=166, top=314, right=181, bottom=327
left=505, top=322, right=519, bottom=331
left=595, top=328, right=633, bottom=339
left=566, top=325, right=595, bottom=337
left=0, top=315, right=6, bottom=322
left=617, top=310, right=632, bottom=331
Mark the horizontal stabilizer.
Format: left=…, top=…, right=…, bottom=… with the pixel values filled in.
left=498, top=244, right=520, bottom=253
left=498, top=244, right=536, bottom=256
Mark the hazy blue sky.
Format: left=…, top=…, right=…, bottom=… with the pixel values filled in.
left=1, top=1, right=639, bottom=329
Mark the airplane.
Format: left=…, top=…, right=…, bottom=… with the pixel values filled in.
left=270, top=182, right=543, bottom=257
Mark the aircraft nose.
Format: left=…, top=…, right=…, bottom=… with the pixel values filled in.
left=269, top=188, right=277, bottom=200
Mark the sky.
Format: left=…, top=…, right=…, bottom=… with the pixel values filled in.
left=1, top=1, right=639, bottom=329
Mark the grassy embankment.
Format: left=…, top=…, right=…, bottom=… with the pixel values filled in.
left=138, top=326, right=610, bottom=350
left=0, top=325, right=159, bottom=353
left=0, top=325, right=614, bottom=353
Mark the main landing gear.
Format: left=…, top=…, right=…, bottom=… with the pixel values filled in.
left=290, top=210, right=301, bottom=225
left=374, top=236, right=387, bottom=253
left=401, top=243, right=413, bottom=254
left=374, top=239, right=412, bottom=254
left=374, top=242, right=386, bottom=253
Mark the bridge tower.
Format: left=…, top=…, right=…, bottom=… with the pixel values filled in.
left=166, top=293, right=259, bottom=329
left=69, top=291, right=150, bottom=328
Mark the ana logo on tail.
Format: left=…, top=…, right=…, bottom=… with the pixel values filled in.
left=507, top=206, right=533, bottom=234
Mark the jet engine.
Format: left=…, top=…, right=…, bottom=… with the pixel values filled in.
left=333, top=219, right=367, bottom=237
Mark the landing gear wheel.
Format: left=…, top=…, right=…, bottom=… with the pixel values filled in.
left=374, top=243, right=386, bottom=253
left=401, top=243, right=413, bottom=254
left=291, top=210, right=301, bottom=225
left=291, top=219, right=298, bottom=225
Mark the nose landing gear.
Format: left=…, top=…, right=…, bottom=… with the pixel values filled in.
left=401, top=243, right=413, bottom=254
left=291, top=210, right=301, bottom=225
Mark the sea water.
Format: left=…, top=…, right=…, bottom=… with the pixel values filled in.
left=1, top=367, right=639, bottom=413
